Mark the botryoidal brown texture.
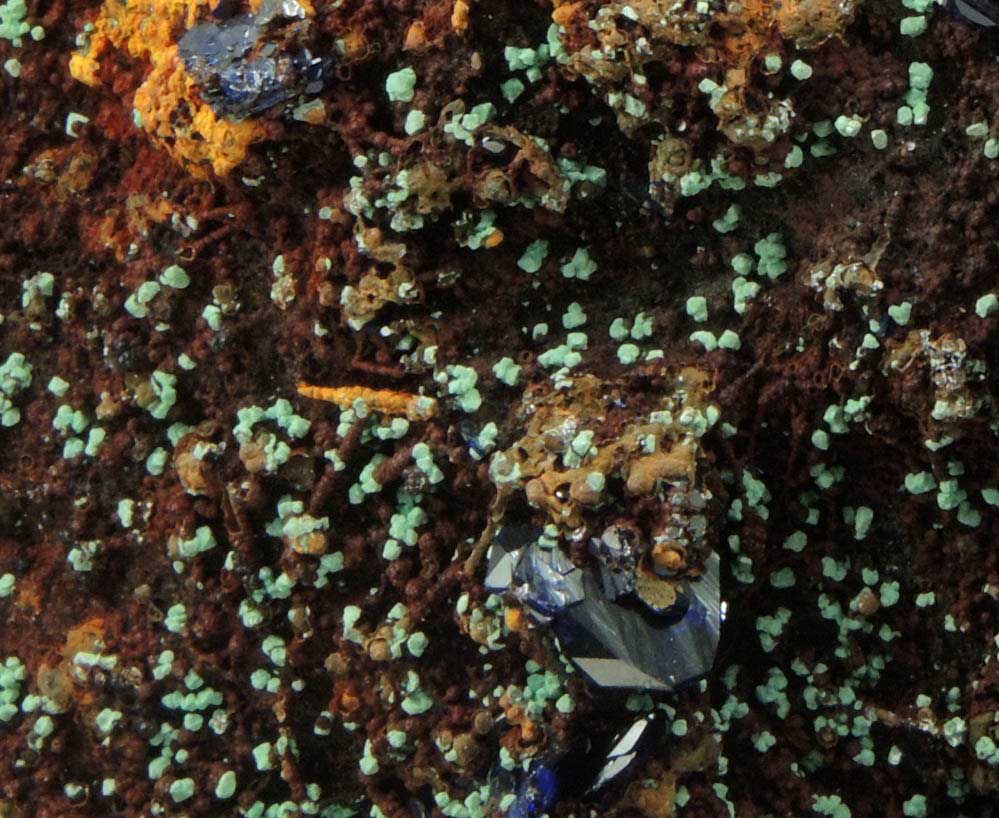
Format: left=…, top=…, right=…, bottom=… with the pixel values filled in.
left=2, top=0, right=999, bottom=817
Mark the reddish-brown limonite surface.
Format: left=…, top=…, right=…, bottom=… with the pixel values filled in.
left=2, top=0, right=999, bottom=817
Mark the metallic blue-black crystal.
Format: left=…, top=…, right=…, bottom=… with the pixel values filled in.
left=505, top=761, right=559, bottom=818
left=178, top=0, right=333, bottom=120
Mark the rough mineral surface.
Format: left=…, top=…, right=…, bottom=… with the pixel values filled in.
left=3, top=0, right=999, bottom=817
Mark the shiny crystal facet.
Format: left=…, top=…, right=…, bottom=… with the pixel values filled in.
left=553, top=551, right=721, bottom=691
left=954, top=0, right=999, bottom=28
left=488, top=526, right=722, bottom=691
left=589, top=524, right=640, bottom=599
left=179, top=1, right=332, bottom=120
left=511, top=543, right=585, bottom=616
left=484, top=524, right=541, bottom=593
left=505, top=759, right=559, bottom=818
left=484, top=544, right=519, bottom=594
left=588, top=716, right=650, bottom=792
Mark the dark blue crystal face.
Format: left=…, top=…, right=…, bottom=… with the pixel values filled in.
left=505, top=761, right=559, bottom=818
left=511, top=544, right=584, bottom=617
left=952, top=0, right=999, bottom=27
left=491, top=715, right=665, bottom=815
left=178, top=1, right=333, bottom=120
left=554, top=553, right=721, bottom=691
left=487, top=525, right=722, bottom=692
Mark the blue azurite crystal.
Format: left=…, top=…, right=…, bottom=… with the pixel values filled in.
left=494, top=715, right=665, bottom=816
left=505, top=760, right=560, bottom=818
left=178, top=0, right=333, bottom=120
left=553, top=552, right=722, bottom=691
left=486, top=525, right=722, bottom=691
left=511, top=543, right=584, bottom=617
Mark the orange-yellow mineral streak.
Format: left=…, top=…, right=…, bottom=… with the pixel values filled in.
left=69, top=0, right=267, bottom=177
left=297, top=383, right=439, bottom=421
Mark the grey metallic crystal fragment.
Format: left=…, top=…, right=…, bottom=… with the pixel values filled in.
left=569, top=657, right=672, bottom=692
left=485, top=524, right=541, bottom=593
left=179, top=17, right=259, bottom=72
left=178, top=1, right=332, bottom=120
left=511, top=544, right=584, bottom=616
left=484, top=543, right=519, bottom=593
left=589, top=525, right=639, bottom=599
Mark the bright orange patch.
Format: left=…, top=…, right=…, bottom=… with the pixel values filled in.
left=298, top=383, right=439, bottom=421
left=70, top=0, right=268, bottom=177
